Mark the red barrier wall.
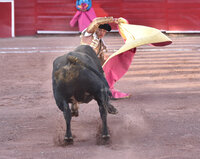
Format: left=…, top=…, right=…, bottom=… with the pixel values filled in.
left=14, top=0, right=36, bottom=36
left=12, top=0, right=200, bottom=36
left=0, top=2, right=12, bottom=38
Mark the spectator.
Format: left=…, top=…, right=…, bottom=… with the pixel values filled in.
left=70, top=0, right=96, bottom=32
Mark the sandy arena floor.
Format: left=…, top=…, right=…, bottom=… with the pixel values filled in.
left=0, top=34, right=200, bottom=159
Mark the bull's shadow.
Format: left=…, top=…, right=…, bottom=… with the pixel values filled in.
left=52, top=45, right=118, bottom=144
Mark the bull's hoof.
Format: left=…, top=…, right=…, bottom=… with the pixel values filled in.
left=102, top=134, right=110, bottom=139
left=96, top=134, right=111, bottom=145
left=107, top=104, right=118, bottom=114
left=71, top=110, right=79, bottom=117
left=64, top=136, right=73, bottom=145
left=100, top=134, right=111, bottom=145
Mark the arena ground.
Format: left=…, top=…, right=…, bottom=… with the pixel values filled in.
left=0, top=33, right=200, bottom=159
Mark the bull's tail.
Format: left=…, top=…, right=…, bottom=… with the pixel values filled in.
left=67, top=55, right=80, bottom=65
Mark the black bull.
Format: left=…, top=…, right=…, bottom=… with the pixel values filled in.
left=52, top=45, right=118, bottom=143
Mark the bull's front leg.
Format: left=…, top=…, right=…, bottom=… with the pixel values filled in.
left=99, top=105, right=110, bottom=139
left=63, top=101, right=73, bottom=143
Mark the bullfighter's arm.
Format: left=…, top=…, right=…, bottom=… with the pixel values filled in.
left=87, top=17, right=117, bottom=33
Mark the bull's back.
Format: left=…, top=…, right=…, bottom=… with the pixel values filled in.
left=54, top=62, right=103, bottom=101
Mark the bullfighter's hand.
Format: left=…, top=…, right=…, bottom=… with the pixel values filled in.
left=114, top=18, right=119, bottom=24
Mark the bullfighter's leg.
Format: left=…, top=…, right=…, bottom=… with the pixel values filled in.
left=63, top=101, right=73, bottom=143
left=71, top=102, right=79, bottom=117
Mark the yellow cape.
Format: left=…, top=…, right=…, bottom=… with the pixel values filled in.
left=103, top=18, right=172, bottom=67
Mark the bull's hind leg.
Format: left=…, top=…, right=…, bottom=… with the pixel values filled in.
left=63, top=101, right=73, bottom=143
left=96, top=91, right=110, bottom=139
left=98, top=103, right=110, bottom=139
